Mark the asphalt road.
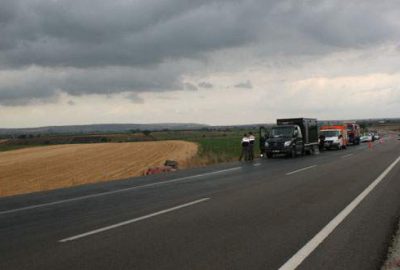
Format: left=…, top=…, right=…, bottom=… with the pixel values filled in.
left=1, top=135, right=400, bottom=270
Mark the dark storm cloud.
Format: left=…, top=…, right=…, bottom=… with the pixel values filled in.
left=0, top=0, right=400, bottom=105
left=4, top=0, right=398, bottom=69
left=0, top=0, right=257, bottom=68
left=0, top=65, right=183, bottom=105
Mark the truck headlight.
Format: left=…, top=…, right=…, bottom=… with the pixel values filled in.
left=264, top=142, right=269, bottom=147
left=284, top=141, right=291, bottom=147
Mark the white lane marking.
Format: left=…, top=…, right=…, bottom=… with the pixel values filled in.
left=279, top=155, right=400, bottom=270
left=59, top=197, right=210, bottom=242
left=0, top=167, right=241, bottom=216
left=341, top=153, right=353, bottom=158
left=254, top=163, right=261, bottom=167
left=286, top=165, right=317, bottom=176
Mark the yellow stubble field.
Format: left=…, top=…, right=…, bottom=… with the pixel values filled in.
left=0, top=141, right=198, bottom=197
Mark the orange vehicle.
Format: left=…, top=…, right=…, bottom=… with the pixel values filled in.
left=319, top=125, right=348, bottom=150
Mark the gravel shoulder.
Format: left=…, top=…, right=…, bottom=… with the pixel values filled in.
left=382, top=219, right=400, bottom=270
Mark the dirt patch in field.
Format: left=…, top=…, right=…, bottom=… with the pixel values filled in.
left=0, top=141, right=198, bottom=197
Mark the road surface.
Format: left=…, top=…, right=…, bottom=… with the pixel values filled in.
left=1, top=136, right=400, bottom=270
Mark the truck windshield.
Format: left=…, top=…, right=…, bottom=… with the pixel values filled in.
left=271, top=127, right=295, bottom=137
left=320, top=130, right=340, bottom=137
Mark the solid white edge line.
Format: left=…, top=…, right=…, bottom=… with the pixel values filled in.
left=279, top=155, right=400, bottom=270
left=0, top=167, right=240, bottom=216
left=286, top=165, right=317, bottom=176
left=59, top=197, right=210, bottom=243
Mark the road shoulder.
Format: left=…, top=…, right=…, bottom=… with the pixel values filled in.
left=382, top=219, right=400, bottom=270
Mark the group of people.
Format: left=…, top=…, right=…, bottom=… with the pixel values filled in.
left=239, top=132, right=256, bottom=161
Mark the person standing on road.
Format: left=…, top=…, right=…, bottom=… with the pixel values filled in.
left=248, top=132, right=255, bottom=160
left=239, top=133, right=250, bottom=161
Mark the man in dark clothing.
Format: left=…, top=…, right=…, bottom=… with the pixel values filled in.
left=248, top=132, right=255, bottom=160
left=239, top=133, right=250, bottom=161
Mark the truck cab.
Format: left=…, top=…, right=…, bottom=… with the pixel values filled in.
left=265, top=125, right=304, bottom=158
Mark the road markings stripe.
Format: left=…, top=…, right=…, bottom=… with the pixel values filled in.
left=341, top=153, right=353, bottom=158
left=286, top=165, right=317, bottom=176
left=59, top=197, right=210, bottom=243
left=0, top=167, right=240, bottom=216
left=254, top=163, right=261, bottom=167
left=279, top=155, right=400, bottom=270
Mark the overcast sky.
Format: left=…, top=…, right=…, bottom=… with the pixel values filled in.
left=1, top=0, right=399, bottom=128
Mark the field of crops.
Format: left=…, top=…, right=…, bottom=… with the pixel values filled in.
left=153, top=129, right=260, bottom=164
left=0, top=141, right=197, bottom=197
left=0, top=129, right=261, bottom=164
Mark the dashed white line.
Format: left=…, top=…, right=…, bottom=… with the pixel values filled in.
left=341, top=153, right=354, bottom=158
left=286, top=165, right=317, bottom=176
left=0, top=167, right=240, bottom=216
left=254, top=163, right=261, bottom=167
left=278, top=155, right=400, bottom=270
left=59, top=197, right=210, bottom=242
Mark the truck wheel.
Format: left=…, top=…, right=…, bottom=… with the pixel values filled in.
left=266, top=153, right=273, bottom=159
left=311, top=145, right=319, bottom=155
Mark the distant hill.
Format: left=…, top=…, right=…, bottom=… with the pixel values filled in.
left=0, top=123, right=208, bottom=135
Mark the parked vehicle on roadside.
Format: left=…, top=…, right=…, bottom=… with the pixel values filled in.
left=346, top=123, right=361, bottom=145
left=360, top=134, right=373, bottom=143
left=369, top=132, right=380, bottom=141
left=319, top=125, right=348, bottom=150
left=260, top=118, right=318, bottom=158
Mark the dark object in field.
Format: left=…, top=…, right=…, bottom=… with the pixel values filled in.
left=164, top=160, right=178, bottom=169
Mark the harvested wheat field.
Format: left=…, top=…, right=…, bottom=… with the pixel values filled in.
left=0, top=141, right=198, bottom=197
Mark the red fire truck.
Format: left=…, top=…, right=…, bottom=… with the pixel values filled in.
left=346, top=123, right=361, bottom=145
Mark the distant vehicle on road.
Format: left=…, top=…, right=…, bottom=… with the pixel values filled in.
left=346, top=123, right=361, bottom=145
left=260, top=118, right=318, bottom=158
left=360, top=134, right=373, bottom=143
left=371, top=133, right=380, bottom=141
left=319, top=125, right=348, bottom=150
